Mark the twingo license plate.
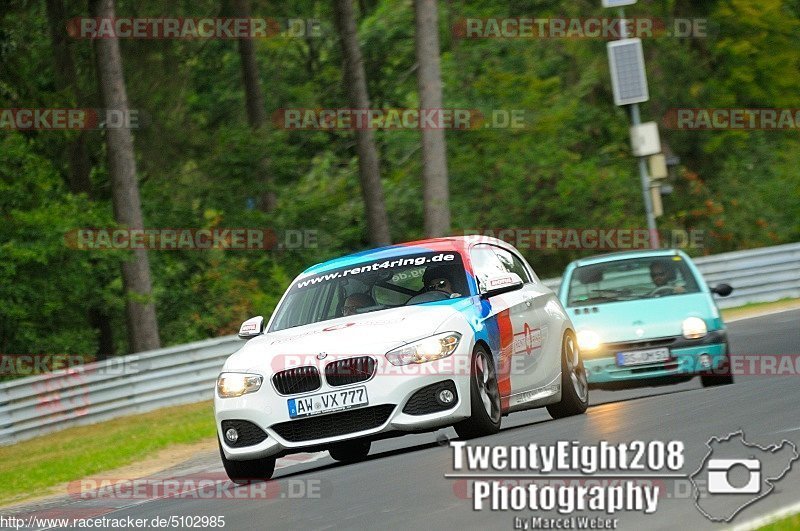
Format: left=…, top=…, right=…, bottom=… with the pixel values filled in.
left=287, top=386, right=368, bottom=419
left=616, top=347, right=671, bottom=367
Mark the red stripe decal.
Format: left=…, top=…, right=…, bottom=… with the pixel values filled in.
left=496, top=309, right=514, bottom=410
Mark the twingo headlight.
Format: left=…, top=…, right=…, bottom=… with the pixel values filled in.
left=217, top=372, right=263, bottom=398
left=682, top=317, right=708, bottom=339
left=577, top=330, right=602, bottom=352
left=385, top=332, right=462, bottom=366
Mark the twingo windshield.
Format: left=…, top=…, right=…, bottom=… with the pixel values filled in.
left=269, top=251, right=470, bottom=332
left=566, top=256, right=701, bottom=307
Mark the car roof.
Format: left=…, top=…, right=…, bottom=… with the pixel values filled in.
left=301, top=235, right=508, bottom=276
left=569, top=248, right=685, bottom=267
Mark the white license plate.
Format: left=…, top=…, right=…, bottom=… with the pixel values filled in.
left=287, top=386, right=368, bottom=419
left=616, top=347, right=671, bottom=367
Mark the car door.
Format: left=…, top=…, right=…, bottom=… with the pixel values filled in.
left=490, top=246, right=557, bottom=404
left=469, top=244, right=544, bottom=408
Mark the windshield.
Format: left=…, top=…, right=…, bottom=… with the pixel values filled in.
left=566, top=256, right=701, bottom=307
left=269, top=251, right=470, bottom=332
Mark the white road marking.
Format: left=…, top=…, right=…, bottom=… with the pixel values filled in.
left=769, top=426, right=800, bottom=434
left=275, top=452, right=328, bottom=470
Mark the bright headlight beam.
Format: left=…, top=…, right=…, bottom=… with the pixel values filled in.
left=682, top=317, right=707, bottom=339
left=577, top=330, right=602, bottom=352
left=217, top=372, right=263, bottom=398
left=385, top=332, right=461, bottom=366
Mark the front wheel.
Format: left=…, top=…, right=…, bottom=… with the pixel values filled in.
left=547, top=332, right=589, bottom=419
left=329, top=439, right=371, bottom=462
left=218, top=440, right=276, bottom=485
left=701, top=344, right=734, bottom=387
left=454, top=346, right=502, bottom=439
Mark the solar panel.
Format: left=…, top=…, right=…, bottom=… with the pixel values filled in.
left=607, top=38, right=649, bottom=106
left=602, top=0, right=637, bottom=7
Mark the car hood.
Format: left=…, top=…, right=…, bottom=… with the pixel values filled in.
left=567, top=293, right=718, bottom=343
left=224, top=302, right=468, bottom=373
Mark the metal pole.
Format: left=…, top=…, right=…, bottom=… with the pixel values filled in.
left=619, top=7, right=660, bottom=249
left=630, top=104, right=660, bottom=248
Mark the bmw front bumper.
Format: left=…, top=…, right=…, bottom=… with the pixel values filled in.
left=215, top=354, right=472, bottom=461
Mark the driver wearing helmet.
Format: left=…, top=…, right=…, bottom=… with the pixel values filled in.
left=422, top=265, right=462, bottom=298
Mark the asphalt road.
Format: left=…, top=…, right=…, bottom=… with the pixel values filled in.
left=7, top=309, right=800, bottom=531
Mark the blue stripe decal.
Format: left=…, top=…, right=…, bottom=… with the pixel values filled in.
left=302, top=244, right=436, bottom=275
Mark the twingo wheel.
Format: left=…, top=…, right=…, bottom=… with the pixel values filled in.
left=218, top=439, right=276, bottom=485
left=701, top=342, right=734, bottom=387
left=547, top=332, right=589, bottom=419
left=454, top=345, right=502, bottom=439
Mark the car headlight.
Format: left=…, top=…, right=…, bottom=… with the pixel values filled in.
left=217, top=372, right=263, bottom=398
left=682, top=317, right=708, bottom=339
left=385, top=332, right=461, bottom=366
left=577, top=330, right=602, bottom=352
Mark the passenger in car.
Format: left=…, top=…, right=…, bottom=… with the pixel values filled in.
left=342, top=292, right=376, bottom=316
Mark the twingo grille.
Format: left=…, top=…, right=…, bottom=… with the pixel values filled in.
left=271, top=404, right=396, bottom=442
left=325, top=356, right=376, bottom=387
left=604, top=337, right=677, bottom=352
left=272, top=366, right=321, bottom=395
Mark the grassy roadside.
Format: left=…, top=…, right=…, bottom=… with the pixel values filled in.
left=0, top=401, right=215, bottom=508
left=758, top=512, right=800, bottom=530
left=721, top=298, right=800, bottom=321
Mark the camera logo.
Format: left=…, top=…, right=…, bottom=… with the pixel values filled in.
left=690, top=431, right=798, bottom=522
left=707, top=459, right=760, bottom=494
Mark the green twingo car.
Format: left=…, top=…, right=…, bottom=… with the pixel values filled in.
left=558, top=249, right=735, bottom=389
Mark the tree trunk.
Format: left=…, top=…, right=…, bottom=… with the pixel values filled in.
left=91, top=0, right=160, bottom=353
left=45, top=0, right=92, bottom=195
left=47, top=0, right=115, bottom=360
left=231, top=0, right=275, bottom=212
left=414, top=0, right=450, bottom=237
left=233, top=0, right=266, bottom=128
left=333, top=0, right=392, bottom=246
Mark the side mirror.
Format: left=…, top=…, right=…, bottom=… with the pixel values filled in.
left=479, top=272, right=524, bottom=299
left=711, top=284, right=734, bottom=297
left=238, top=316, right=265, bottom=339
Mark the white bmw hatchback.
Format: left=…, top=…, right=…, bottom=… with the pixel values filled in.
left=215, top=236, right=587, bottom=483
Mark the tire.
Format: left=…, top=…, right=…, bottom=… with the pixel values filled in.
left=329, top=439, right=371, bottom=462
left=701, top=343, right=734, bottom=387
left=454, top=345, right=502, bottom=439
left=218, top=440, right=276, bottom=485
left=547, top=332, right=589, bottom=419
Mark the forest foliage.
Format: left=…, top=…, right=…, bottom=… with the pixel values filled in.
left=1, top=0, right=799, bottom=360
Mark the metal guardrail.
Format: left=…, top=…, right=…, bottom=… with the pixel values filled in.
left=1, top=243, right=798, bottom=445
left=690, top=242, right=800, bottom=308
left=0, top=336, right=241, bottom=445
